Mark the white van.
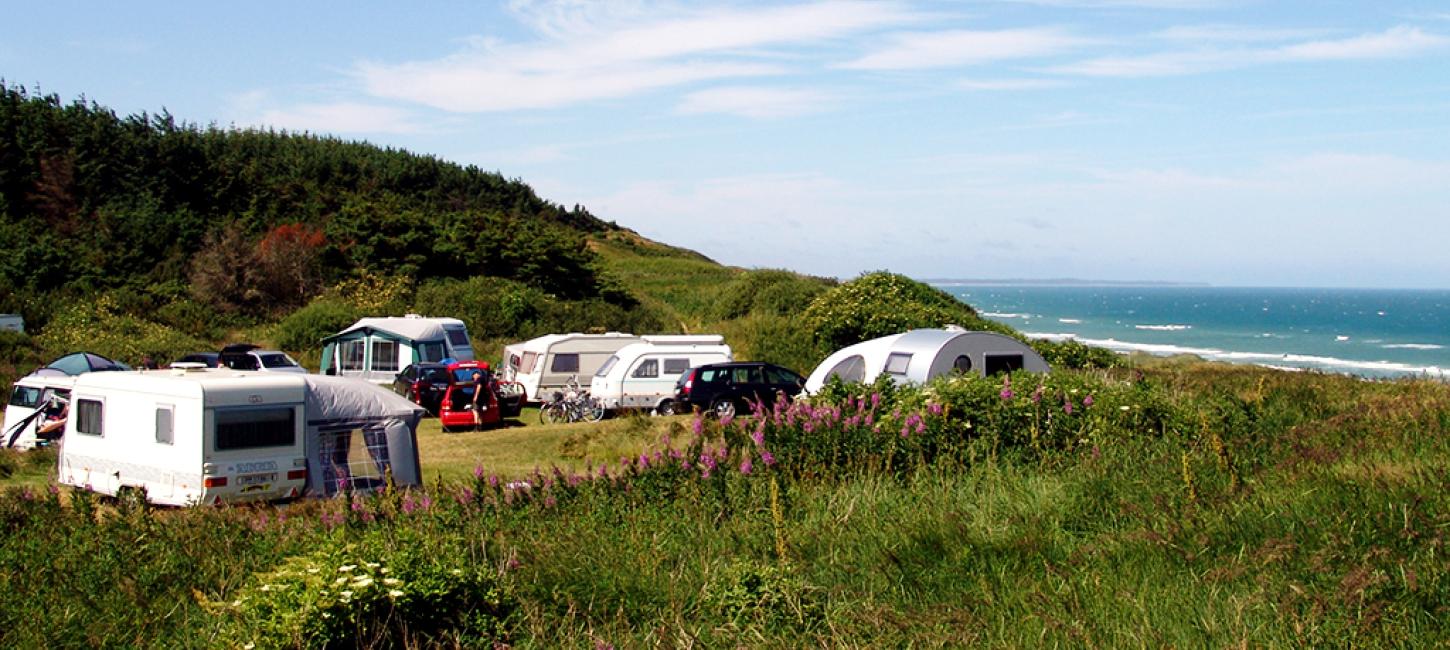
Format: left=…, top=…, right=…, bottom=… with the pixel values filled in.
left=502, top=332, right=642, bottom=402
left=590, top=336, right=732, bottom=414
left=3, top=373, right=76, bottom=450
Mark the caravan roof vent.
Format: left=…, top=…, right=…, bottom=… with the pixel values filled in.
left=405, top=313, right=422, bottom=319
left=170, top=362, right=208, bottom=374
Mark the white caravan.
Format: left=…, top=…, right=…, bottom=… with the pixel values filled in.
left=56, top=368, right=425, bottom=506
left=502, top=332, right=641, bottom=401
left=3, top=373, right=76, bottom=450
left=320, top=315, right=475, bottom=383
left=590, top=336, right=732, bottom=414
left=804, top=327, right=1050, bottom=393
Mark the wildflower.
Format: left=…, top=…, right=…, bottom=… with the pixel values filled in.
left=401, top=495, right=416, bottom=515
left=1119, top=405, right=1130, bottom=411
left=388, top=589, right=405, bottom=598
left=340, top=590, right=354, bottom=599
left=488, top=474, right=500, bottom=489
left=307, top=567, right=320, bottom=574
left=927, top=402, right=942, bottom=416
left=751, top=429, right=765, bottom=447
left=1000, top=387, right=1015, bottom=401
left=719, top=413, right=733, bottom=428
left=418, top=494, right=433, bottom=511
left=545, top=495, right=557, bottom=508
left=383, top=578, right=402, bottom=586
left=692, top=416, right=705, bottom=436
left=353, top=577, right=374, bottom=588
left=638, top=453, right=650, bottom=468
left=871, top=392, right=882, bottom=408
left=762, top=450, right=777, bottom=466
left=260, top=584, right=271, bottom=592
left=1031, top=385, right=1044, bottom=403
left=1063, top=401, right=1074, bottom=415
left=1083, top=395, right=1094, bottom=407
left=456, top=487, right=475, bottom=505
left=740, top=458, right=754, bottom=475
left=473, top=465, right=485, bottom=479
left=334, top=577, right=348, bottom=585
left=339, top=564, right=356, bottom=572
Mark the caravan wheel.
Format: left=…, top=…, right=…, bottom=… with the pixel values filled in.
left=655, top=400, right=677, bottom=416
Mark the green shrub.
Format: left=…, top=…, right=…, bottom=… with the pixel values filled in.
left=1031, top=338, right=1124, bottom=370
left=704, top=560, right=825, bottom=631
left=213, top=529, right=515, bottom=648
left=714, top=269, right=834, bottom=320
left=154, top=298, right=229, bottom=340
left=275, top=299, right=360, bottom=354
left=802, top=272, right=1015, bottom=349
left=719, top=313, right=827, bottom=375
left=36, top=296, right=210, bottom=366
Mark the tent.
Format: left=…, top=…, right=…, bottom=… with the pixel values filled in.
left=44, top=352, right=131, bottom=375
left=804, top=327, right=1050, bottom=393
left=302, top=374, right=426, bottom=496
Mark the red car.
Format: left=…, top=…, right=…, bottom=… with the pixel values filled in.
left=438, top=361, right=502, bottom=432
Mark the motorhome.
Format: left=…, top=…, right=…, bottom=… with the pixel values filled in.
left=320, top=315, right=475, bottom=383
left=4, top=373, right=76, bottom=450
left=590, top=336, right=732, bottom=414
left=804, top=327, right=1050, bottom=393
left=56, top=368, right=425, bottom=506
left=502, top=332, right=642, bottom=402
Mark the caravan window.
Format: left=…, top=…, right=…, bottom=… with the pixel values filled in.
left=417, top=341, right=446, bottom=363
left=9, top=385, right=41, bottom=408
left=520, top=352, right=538, bottom=373
left=663, top=358, right=691, bottom=375
left=155, top=406, right=174, bottom=445
left=444, top=327, right=470, bottom=348
left=884, top=353, right=912, bottom=375
left=371, top=340, right=399, bottom=372
left=341, top=340, right=365, bottom=371
left=826, top=355, right=865, bottom=384
left=550, top=353, right=579, bottom=373
left=984, top=354, right=1025, bottom=376
left=596, top=355, right=619, bottom=377
left=76, top=399, right=103, bottom=436
left=632, top=359, right=659, bottom=378
left=215, top=407, right=296, bottom=451
left=953, top=355, right=973, bottom=373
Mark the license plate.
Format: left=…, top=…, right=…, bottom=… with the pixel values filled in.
left=239, top=472, right=276, bottom=485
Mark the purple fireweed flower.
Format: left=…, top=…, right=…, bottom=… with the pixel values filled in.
left=719, top=414, right=733, bottom=428
left=20, top=488, right=34, bottom=501
left=700, top=452, right=718, bottom=470
left=661, top=433, right=671, bottom=448
left=48, top=485, right=59, bottom=496
left=1000, top=387, right=1015, bottom=401
left=598, top=464, right=609, bottom=478
left=761, top=450, right=777, bottom=466
left=740, top=458, right=754, bottom=475
left=458, top=487, right=475, bottom=504
left=692, top=416, right=705, bottom=436
left=669, top=448, right=684, bottom=460
left=473, top=465, right=485, bottom=479
left=488, top=474, right=500, bottom=489
left=544, top=495, right=557, bottom=508
left=916, top=419, right=926, bottom=435
left=1092, top=445, right=1101, bottom=459
left=866, top=413, right=875, bottom=426
left=714, top=445, right=729, bottom=462
left=927, top=402, right=942, bottom=416
left=419, top=494, right=433, bottom=511
left=351, top=499, right=366, bottom=513
left=1063, top=400, right=1074, bottom=415
left=803, top=421, right=815, bottom=434
left=1083, top=394, right=1094, bottom=407
left=751, top=430, right=765, bottom=447
left=871, top=392, right=882, bottom=409
left=401, top=494, right=416, bottom=515
left=507, top=557, right=521, bottom=570
left=638, top=453, right=650, bottom=468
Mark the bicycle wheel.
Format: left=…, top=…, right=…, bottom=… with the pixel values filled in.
left=583, top=396, right=605, bottom=422
left=540, top=403, right=565, bottom=425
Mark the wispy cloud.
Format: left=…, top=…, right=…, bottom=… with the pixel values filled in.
left=958, top=77, right=1070, bottom=90
left=841, top=28, right=1090, bottom=70
left=677, top=86, right=835, bottom=118
left=1151, top=24, right=1332, bottom=43
left=358, top=1, right=920, bottom=112
left=1053, top=25, right=1449, bottom=77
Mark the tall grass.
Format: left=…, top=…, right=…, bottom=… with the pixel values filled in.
left=1, top=365, right=1447, bottom=646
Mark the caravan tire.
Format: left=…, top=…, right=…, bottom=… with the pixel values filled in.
left=655, top=400, right=676, bottom=416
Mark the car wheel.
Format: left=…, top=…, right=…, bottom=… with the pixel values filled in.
left=711, top=399, right=736, bottom=419
left=655, top=400, right=676, bottom=416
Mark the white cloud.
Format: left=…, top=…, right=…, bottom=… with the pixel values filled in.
left=1151, top=24, right=1331, bottom=43
left=958, top=77, right=1070, bottom=90
left=841, top=28, right=1090, bottom=70
left=1052, top=25, right=1449, bottom=77
left=677, top=86, right=834, bottom=118
left=250, top=102, right=423, bottom=135
left=358, top=1, right=920, bottom=112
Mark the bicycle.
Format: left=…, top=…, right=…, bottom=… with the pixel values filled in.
left=539, top=375, right=605, bottom=424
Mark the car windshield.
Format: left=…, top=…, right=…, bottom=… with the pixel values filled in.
left=419, top=367, right=450, bottom=383
left=258, top=353, right=299, bottom=368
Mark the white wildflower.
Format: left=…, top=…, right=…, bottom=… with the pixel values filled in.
left=334, top=577, right=347, bottom=585
left=307, top=567, right=319, bottom=574
left=339, top=564, right=357, bottom=572
left=340, top=590, right=353, bottom=598
left=353, top=577, right=374, bottom=588
left=1119, top=405, right=1130, bottom=411
left=383, top=578, right=402, bottom=586
left=260, top=585, right=271, bottom=592
left=365, top=562, right=381, bottom=568
left=388, top=589, right=405, bottom=598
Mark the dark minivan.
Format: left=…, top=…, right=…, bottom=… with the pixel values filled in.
left=674, top=362, right=805, bottom=418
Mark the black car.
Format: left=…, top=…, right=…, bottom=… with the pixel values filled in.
left=674, top=362, right=805, bottom=418
left=390, top=363, right=454, bottom=413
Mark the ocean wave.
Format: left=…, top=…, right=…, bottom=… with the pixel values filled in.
left=1058, top=318, right=1082, bottom=324
left=1020, top=332, right=1448, bottom=377
left=1134, top=324, right=1191, bottom=331
left=983, top=312, right=1031, bottom=319
left=1382, top=343, right=1445, bottom=350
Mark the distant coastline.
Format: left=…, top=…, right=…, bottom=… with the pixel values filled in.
left=924, top=278, right=1212, bottom=288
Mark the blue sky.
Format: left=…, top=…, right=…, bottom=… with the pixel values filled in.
left=6, top=1, right=1450, bottom=288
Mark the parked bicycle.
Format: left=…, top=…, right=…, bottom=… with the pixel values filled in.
left=539, top=375, right=605, bottom=424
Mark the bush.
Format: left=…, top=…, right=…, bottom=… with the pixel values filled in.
left=35, top=296, right=210, bottom=366
left=802, top=272, right=1015, bottom=349
left=275, top=299, right=360, bottom=354
left=0, top=330, right=42, bottom=396
left=1031, top=338, right=1124, bottom=370
left=714, top=270, right=834, bottom=321
left=413, top=277, right=668, bottom=342
left=719, top=313, right=827, bottom=376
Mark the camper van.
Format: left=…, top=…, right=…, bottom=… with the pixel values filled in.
left=590, top=336, right=732, bottom=414
left=4, top=374, right=76, bottom=450
left=321, top=315, right=475, bottom=383
left=56, top=369, right=425, bottom=506
left=502, top=332, right=642, bottom=402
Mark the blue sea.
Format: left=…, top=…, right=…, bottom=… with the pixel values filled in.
left=937, top=285, right=1450, bottom=379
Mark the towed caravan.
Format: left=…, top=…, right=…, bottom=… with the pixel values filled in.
left=56, top=368, right=424, bottom=506
left=321, top=315, right=475, bottom=383
left=590, top=335, right=732, bottom=414
left=502, top=332, right=641, bottom=402
left=804, top=327, right=1049, bottom=393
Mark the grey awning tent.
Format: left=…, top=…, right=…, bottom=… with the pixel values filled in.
left=301, top=375, right=426, bottom=496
